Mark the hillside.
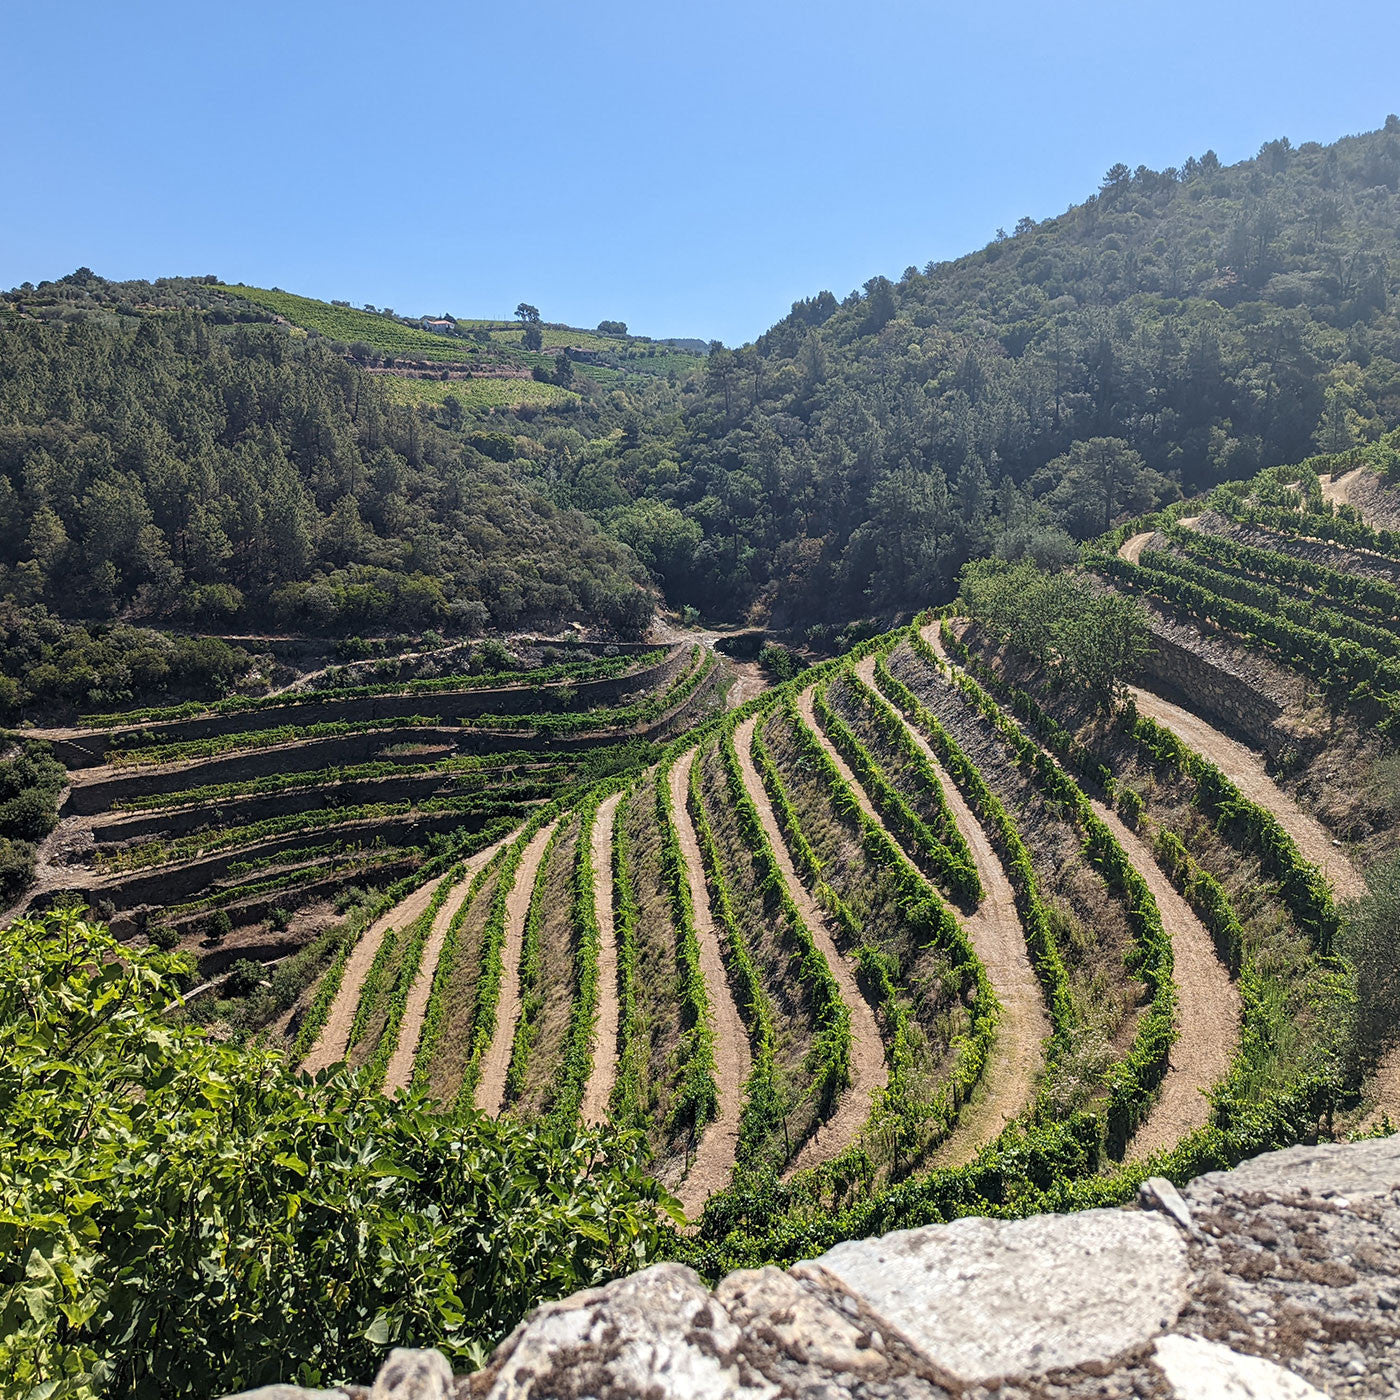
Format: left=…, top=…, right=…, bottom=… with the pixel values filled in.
left=487, top=119, right=1400, bottom=628
left=12, top=444, right=1400, bottom=1394
left=0, top=272, right=657, bottom=653
left=12, top=118, right=1400, bottom=1400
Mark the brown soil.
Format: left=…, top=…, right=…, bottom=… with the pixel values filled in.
left=475, top=822, right=557, bottom=1115
left=380, top=835, right=513, bottom=1095
left=1320, top=466, right=1400, bottom=531
left=580, top=791, right=623, bottom=1124
left=1107, top=792, right=1240, bottom=1159
left=726, top=660, right=768, bottom=710
left=922, top=624, right=1239, bottom=1160
left=300, top=876, right=441, bottom=1074
left=669, top=751, right=750, bottom=1217
left=1126, top=687, right=1367, bottom=902
left=852, top=655, right=1049, bottom=1161
left=1120, top=530, right=1158, bottom=564
left=730, top=713, right=888, bottom=1178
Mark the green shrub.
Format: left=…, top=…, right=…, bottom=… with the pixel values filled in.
left=0, top=910, right=677, bottom=1399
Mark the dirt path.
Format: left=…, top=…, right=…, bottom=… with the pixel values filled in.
left=1104, top=795, right=1240, bottom=1159
left=922, top=624, right=1238, bottom=1159
left=475, top=822, right=557, bottom=1116
left=381, top=835, right=512, bottom=1095
left=300, top=875, right=441, bottom=1075
left=1125, top=687, right=1366, bottom=902
left=726, top=659, right=767, bottom=710
left=730, top=713, right=887, bottom=1177
left=852, top=654, right=1048, bottom=1160
left=580, top=791, right=623, bottom=1124
left=1120, top=530, right=1156, bottom=564
left=668, top=751, right=750, bottom=1215
left=1318, top=466, right=1369, bottom=511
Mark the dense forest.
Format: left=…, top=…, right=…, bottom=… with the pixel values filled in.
left=498, top=118, right=1400, bottom=627
left=6, top=120, right=1400, bottom=655
left=0, top=277, right=652, bottom=648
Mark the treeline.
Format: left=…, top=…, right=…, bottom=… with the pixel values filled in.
left=503, top=119, right=1400, bottom=627
left=0, top=275, right=652, bottom=639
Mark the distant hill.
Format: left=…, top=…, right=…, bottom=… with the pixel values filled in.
left=496, top=117, right=1400, bottom=630
left=0, top=271, right=656, bottom=645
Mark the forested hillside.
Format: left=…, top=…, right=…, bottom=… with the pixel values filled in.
left=507, top=119, right=1400, bottom=626
left=0, top=274, right=652, bottom=651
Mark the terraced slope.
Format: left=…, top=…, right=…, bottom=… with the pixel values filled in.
left=20, top=637, right=725, bottom=1042
left=850, top=653, right=1047, bottom=1158
left=732, top=711, right=887, bottom=1174
left=668, top=751, right=750, bottom=1212
left=301, top=876, right=441, bottom=1075
left=381, top=835, right=512, bottom=1094
left=580, top=791, right=623, bottom=1125
left=477, top=822, right=559, bottom=1115
left=922, top=622, right=1238, bottom=1156
left=61, top=511, right=1391, bottom=1236
left=1124, top=685, right=1365, bottom=902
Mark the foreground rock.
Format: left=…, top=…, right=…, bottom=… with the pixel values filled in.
left=228, top=1135, right=1400, bottom=1399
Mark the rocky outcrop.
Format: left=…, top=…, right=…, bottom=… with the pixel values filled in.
left=224, top=1134, right=1400, bottom=1399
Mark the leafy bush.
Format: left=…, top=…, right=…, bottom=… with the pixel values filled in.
left=0, top=910, right=677, bottom=1399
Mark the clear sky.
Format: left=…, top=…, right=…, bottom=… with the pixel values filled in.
left=4, top=0, right=1398, bottom=345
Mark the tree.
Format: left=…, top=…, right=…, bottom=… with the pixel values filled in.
left=1041, top=438, right=1177, bottom=538
left=514, top=303, right=541, bottom=324
left=959, top=558, right=1150, bottom=700
left=0, top=910, right=677, bottom=1398
left=596, top=320, right=627, bottom=336
left=522, top=323, right=544, bottom=352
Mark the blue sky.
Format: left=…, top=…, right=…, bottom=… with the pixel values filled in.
left=4, top=1, right=1398, bottom=344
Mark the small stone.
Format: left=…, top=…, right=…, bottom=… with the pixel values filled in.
left=1348, top=1358, right=1368, bottom=1376
left=1140, top=1176, right=1197, bottom=1236
left=370, top=1350, right=453, bottom=1400
left=1153, top=1334, right=1327, bottom=1397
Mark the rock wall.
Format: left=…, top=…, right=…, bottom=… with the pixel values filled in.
left=1139, top=621, right=1286, bottom=745
left=55, top=646, right=692, bottom=769
left=227, top=1134, right=1400, bottom=1400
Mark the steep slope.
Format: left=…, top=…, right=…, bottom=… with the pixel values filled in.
left=730, top=712, right=887, bottom=1174
left=851, top=653, right=1047, bottom=1158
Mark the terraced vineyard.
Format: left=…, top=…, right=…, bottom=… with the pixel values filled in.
left=221, top=284, right=704, bottom=406
left=19, top=455, right=1400, bottom=1276
left=89, top=456, right=1378, bottom=1269
left=18, top=636, right=723, bottom=1037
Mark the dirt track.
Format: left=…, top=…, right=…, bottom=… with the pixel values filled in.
left=1125, top=687, right=1366, bottom=902
left=580, top=791, right=623, bottom=1124
left=1120, top=530, right=1156, bottom=564
left=301, top=875, right=441, bottom=1075
left=380, top=835, right=512, bottom=1095
left=475, top=822, right=557, bottom=1116
left=669, top=751, right=750, bottom=1216
left=921, top=623, right=1238, bottom=1160
left=730, top=712, right=887, bottom=1177
left=852, top=654, right=1048, bottom=1161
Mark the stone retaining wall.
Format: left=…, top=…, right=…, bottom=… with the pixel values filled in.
left=227, top=1134, right=1400, bottom=1400
left=56, top=646, right=690, bottom=768
left=1139, top=623, right=1285, bottom=743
